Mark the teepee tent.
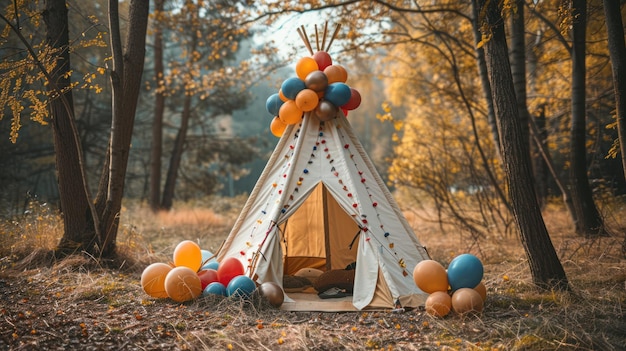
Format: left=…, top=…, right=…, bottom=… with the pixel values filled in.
left=216, top=111, right=430, bottom=311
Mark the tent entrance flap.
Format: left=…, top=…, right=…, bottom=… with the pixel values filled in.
left=280, top=182, right=359, bottom=275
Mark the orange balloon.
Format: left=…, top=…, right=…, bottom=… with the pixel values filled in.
left=451, top=288, right=484, bottom=314
left=425, top=291, right=452, bottom=317
left=324, top=64, right=348, bottom=84
left=413, top=260, right=448, bottom=294
left=279, top=100, right=303, bottom=125
left=270, top=116, right=287, bottom=137
left=173, top=240, right=202, bottom=272
left=278, top=89, right=288, bottom=102
left=474, top=281, right=487, bottom=302
left=295, top=89, right=319, bottom=112
left=295, top=57, right=319, bottom=80
left=141, top=262, right=173, bottom=298
left=164, top=266, right=203, bottom=302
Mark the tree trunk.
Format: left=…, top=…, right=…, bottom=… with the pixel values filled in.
left=161, top=94, right=192, bottom=210
left=94, top=0, right=149, bottom=257
left=477, top=0, right=569, bottom=291
left=602, top=0, right=626, bottom=254
left=43, top=0, right=94, bottom=254
left=569, top=0, right=606, bottom=237
left=510, top=0, right=529, bottom=144
left=150, top=0, right=166, bottom=212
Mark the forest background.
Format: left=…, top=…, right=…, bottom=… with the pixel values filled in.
left=1, top=0, right=626, bottom=349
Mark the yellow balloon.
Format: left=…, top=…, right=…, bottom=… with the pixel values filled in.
left=270, top=116, right=287, bottom=137
left=279, top=100, right=303, bottom=125
left=278, top=89, right=289, bottom=102
left=141, top=262, right=173, bottom=298
left=295, top=57, right=319, bottom=80
left=425, top=291, right=452, bottom=317
left=164, top=266, right=203, bottom=302
left=173, top=240, right=202, bottom=272
left=412, top=260, right=449, bottom=294
left=323, top=64, right=348, bottom=84
left=295, top=89, right=319, bottom=112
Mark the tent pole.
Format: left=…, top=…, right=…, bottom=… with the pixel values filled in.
left=322, top=185, right=332, bottom=271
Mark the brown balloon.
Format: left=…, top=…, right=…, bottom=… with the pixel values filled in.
left=314, top=99, right=338, bottom=121
left=451, top=288, right=484, bottom=314
left=258, top=282, right=284, bottom=307
left=305, top=70, right=329, bottom=92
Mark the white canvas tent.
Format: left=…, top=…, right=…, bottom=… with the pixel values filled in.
left=216, top=112, right=430, bottom=311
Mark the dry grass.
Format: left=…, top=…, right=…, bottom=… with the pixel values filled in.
left=1, top=197, right=625, bottom=350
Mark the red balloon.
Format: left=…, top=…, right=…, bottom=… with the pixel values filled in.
left=217, top=257, right=244, bottom=286
left=341, top=108, right=349, bottom=117
left=313, top=51, right=332, bottom=71
left=342, top=88, right=361, bottom=110
left=197, top=269, right=218, bottom=290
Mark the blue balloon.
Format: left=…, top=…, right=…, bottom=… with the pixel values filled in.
left=447, top=254, right=483, bottom=291
left=226, top=275, right=256, bottom=299
left=324, top=83, right=351, bottom=107
left=281, top=77, right=306, bottom=100
left=265, top=93, right=284, bottom=116
left=203, top=282, right=227, bottom=297
left=202, top=261, right=219, bottom=271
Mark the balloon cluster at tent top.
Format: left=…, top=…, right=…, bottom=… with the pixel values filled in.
left=266, top=51, right=362, bottom=137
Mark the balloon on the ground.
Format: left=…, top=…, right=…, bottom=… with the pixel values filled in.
left=173, top=240, right=202, bottom=272
left=270, top=116, right=288, bottom=138
left=295, top=57, right=319, bottom=80
left=226, top=275, right=256, bottom=299
left=203, top=282, right=227, bottom=297
left=474, top=281, right=487, bottom=302
left=413, top=260, right=449, bottom=293
left=202, top=261, right=219, bottom=271
left=279, top=100, right=303, bottom=125
left=342, top=88, right=361, bottom=110
left=451, top=288, right=484, bottom=314
left=425, top=291, right=452, bottom=317
left=266, top=93, right=284, bottom=116
left=305, top=70, right=329, bottom=92
left=217, top=257, right=244, bottom=286
left=141, top=262, right=172, bottom=298
left=164, top=266, right=203, bottom=302
left=281, top=77, right=306, bottom=100
left=197, top=269, right=219, bottom=290
left=258, top=282, right=285, bottom=307
left=447, top=254, right=483, bottom=291
left=313, top=51, right=332, bottom=71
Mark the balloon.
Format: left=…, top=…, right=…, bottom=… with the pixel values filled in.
left=141, top=263, right=173, bottom=298
left=203, top=261, right=219, bottom=271
left=201, top=249, right=215, bottom=264
left=197, top=269, right=218, bottom=290
left=265, top=93, right=284, bottom=116
left=173, top=240, right=202, bottom=272
left=447, top=254, right=483, bottom=291
left=295, top=89, right=319, bottom=112
left=278, top=89, right=289, bottom=102
left=313, top=51, right=332, bottom=71
left=474, top=281, right=487, bottom=302
left=217, top=257, right=244, bottom=286
left=278, top=100, right=303, bottom=125
left=313, top=99, right=338, bottom=121
left=425, top=291, right=452, bottom=317
left=281, top=77, right=306, bottom=100
left=412, top=260, right=449, bottom=294
left=295, top=57, right=319, bottom=80
left=203, top=282, right=227, bottom=297
left=270, top=116, right=288, bottom=137
left=226, top=275, right=257, bottom=299
left=164, top=266, right=203, bottom=302
left=324, top=83, right=352, bottom=107
left=341, top=108, right=349, bottom=117
left=258, top=282, right=285, bottom=307
left=304, top=70, right=329, bottom=92
left=324, top=64, right=348, bottom=84
left=451, top=288, right=484, bottom=314
left=342, top=88, right=361, bottom=110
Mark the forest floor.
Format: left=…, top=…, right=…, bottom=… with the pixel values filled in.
left=1, top=199, right=625, bottom=350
